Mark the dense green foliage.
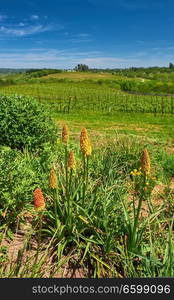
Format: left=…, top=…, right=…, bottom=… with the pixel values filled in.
left=0, top=145, right=55, bottom=226
left=0, top=94, right=58, bottom=150
left=1, top=68, right=174, bottom=94
left=74, top=64, right=89, bottom=71
left=90, top=65, right=174, bottom=79
left=119, top=79, right=174, bottom=94
left=25, top=68, right=62, bottom=78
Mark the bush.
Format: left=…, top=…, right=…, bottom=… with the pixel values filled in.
left=0, top=145, right=55, bottom=226
left=162, top=154, right=174, bottom=178
left=0, top=94, right=58, bottom=150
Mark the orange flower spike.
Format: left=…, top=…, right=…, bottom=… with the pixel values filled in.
left=62, top=124, right=69, bottom=144
left=68, top=151, right=76, bottom=170
left=49, top=168, right=57, bottom=189
left=34, top=188, right=46, bottom=211
left=140, top=149, right=151, bottom=176
left=80, top=128, right=92, bottom=157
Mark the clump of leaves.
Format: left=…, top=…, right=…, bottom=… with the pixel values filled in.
left=0, top=145, right=55, bottom=226
left=0, top=94, right=58, bottom=151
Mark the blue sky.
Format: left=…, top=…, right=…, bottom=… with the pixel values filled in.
left=0, top=0, right=174, bottom=68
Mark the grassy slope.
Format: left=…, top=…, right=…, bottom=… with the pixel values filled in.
left=55, top=112, right=174, bottom=144
left=0, top=71, right=173, bottom=145
left=43, top=71, right=126, bottom=81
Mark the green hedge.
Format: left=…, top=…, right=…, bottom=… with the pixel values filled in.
left=0, top=94, right=58, bottom=150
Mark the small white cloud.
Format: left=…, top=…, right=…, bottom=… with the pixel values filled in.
left=0, top=24, right=51, bottom=37
left=73, top=33, right=90, bottom=38
left=30, top=15, right=39, bottom=20
left=19, top=22, right=25, bottom=27
left=67, top=33, right=91, bottom=43
left=68, top=38, right=93, bottom=43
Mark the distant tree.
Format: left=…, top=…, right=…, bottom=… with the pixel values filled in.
left=169, top=62, right=174, bottom=68
left=26, top=69, right=41, bottom=74
left=74, top=64, right=89, bottom=71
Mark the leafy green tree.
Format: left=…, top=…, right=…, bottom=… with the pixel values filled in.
left=74, top=64, right=89, bottom=71
left=169, top=62, right=174, bottom=69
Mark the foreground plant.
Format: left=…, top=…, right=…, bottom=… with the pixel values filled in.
left=80, top=128, right=92, bottom=205
left=49, top=167, right=58, bottom=189
left=49, top=167, right=60, bottom=227
left=2, top=130, right=172, bottom=278
left=62, top=124, right=69, bottom=197
left=33, top=188, right=45, bottom=265
left=122, top=148, right=155, bottom=254
left=141, top=148, right=151, bottom=177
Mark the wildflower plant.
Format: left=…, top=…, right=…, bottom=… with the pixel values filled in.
left=62, top=124, right=69, bottom=196
left=49, top=167, right=58, bottom=189
left=68, top=151, right=76, bottom=171
left=80, top=128, right=92, bottom=205
left=122, top=149, right=156, bottom=254
left=67, top=151, right=76, bottom=197
left=2, top=126, right=172, bottom=278
left=62, top=124, right=69, bottom=145
left=34, top=188, right=46, bottom=211
left=130, top=149, right=155, bottom=200
left=33, top=187, right=45, bottom=265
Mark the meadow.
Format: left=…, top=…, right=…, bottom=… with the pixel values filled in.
left=0, top=71, right=173, bottom=278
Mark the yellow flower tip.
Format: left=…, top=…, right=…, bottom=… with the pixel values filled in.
left=140, top=148, right=151, bottom=176
left=131, top=170, right=137, bottom=176
left=35, top=206, right=45, bottom=212
left=80, top=127, right=92, bottom=157
left=49, top=167, right=57, bottom=189
left=62, top=124, right=69, bottom=144
left=33, top=188, right=45, bottom=211
left=68, top=151, right=76, bottom=170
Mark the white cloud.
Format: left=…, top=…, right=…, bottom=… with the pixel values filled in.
left=80, top=56, right=141, bottom=68
left=0, top=24, right=52, bottom=37
left=72, top=33, right=90, bottom=38
left=18, top=22, right=25, bottom=27
left=0, top=48, right=171, bottom=69
left=67, top=33, right=92, bottom=43
left=67, top=38, right=93, bottom=43
left=30, top=15, right=39, bottom=20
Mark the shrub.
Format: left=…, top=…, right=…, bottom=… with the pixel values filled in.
left=0, top=145, right=55, bottom=226
left=0, top=94, right=58, bottom=150
left=162, top=155, right=174, bottom=178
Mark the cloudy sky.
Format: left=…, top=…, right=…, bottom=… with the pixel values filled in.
left=0, top=0, right=174, bottom=68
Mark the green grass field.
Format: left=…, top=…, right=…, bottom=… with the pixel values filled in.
left=0, top=76, right=173, bottom=145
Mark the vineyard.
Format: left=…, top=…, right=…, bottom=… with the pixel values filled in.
left=1, top=82, right=174, bottom=115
